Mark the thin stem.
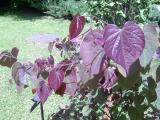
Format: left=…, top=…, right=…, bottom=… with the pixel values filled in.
left=40, top=102, right=44, bottom=120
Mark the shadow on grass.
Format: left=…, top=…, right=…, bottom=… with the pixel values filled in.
left=0, top=6, right=46, bottom=21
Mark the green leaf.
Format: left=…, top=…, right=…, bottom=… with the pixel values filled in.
left=118, top=60, right=140, bottom=90
left=94, top=88, right=108, bottom=105
left=134, top=93, right=145, bottom=106
left=146, top=89, right=157, bottom=103
left=82, top=105, right=92, bottom=117
left=128, top=106, right=143, bottom=120
left=147, top=77, right=157, bottom=90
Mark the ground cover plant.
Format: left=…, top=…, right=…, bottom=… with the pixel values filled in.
left=0, top=13, right=160, bottom=120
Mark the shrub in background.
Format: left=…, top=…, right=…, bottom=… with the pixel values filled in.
left=9, top=0, right=88, bottom=19
left=87, top=0, right=158, bottom=26
left=43, top=0, right=88, bottom=19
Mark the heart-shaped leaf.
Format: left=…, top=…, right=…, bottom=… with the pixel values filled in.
left=139, top=23, right=159, bottom=67
left=48, top=69, right=65, bottom=91
left=37, top=81, right=50, bottom=104
left=69, top=16, right=86, bottom=39
left=0, top=47, right=19, bottom=68
left=104, top=21, right=145, bottom=75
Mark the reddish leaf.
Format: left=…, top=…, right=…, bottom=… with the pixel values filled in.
left=48, top=69, right=65, bottom=91
left=69, top=16, right=86, bottom=39
left=104, top=21, right=145, bottom=75
left=55, top=82, right=66, bottom=96
left=0, top=47, right=19, bottom=68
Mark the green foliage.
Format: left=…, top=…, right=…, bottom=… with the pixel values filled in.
left=87, top=0, right=156, bottom=26
left=148, top=4, right=160, bottom=21
left=44, top=0, right=88, bottom=19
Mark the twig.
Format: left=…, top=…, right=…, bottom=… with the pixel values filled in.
left=40, top=102, right=44, bottom=120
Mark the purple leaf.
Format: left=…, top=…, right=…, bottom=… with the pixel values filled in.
left=80, top=30, right=104, bottom=66
left=104, top=21, right=145, bottom=75
left=48, top=69, right=64, bottom=91
left=64, top=68, right=78, bottom=96
left=91, top=51, right=106, bottom=75
left=95, top=38, right=105, bottom=46
left=37, top=81, right=50, bottom=104
left=102, top=67, right=118, bottom=89
left=55, top=59, right=72, bottom=71
left=69, top=16, right=86, bottom=39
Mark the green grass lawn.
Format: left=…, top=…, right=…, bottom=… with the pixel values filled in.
left=0, top=10, right=70, bottom=120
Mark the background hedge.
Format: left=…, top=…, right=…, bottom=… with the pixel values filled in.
left=1, top=0, right=160, bottom=24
